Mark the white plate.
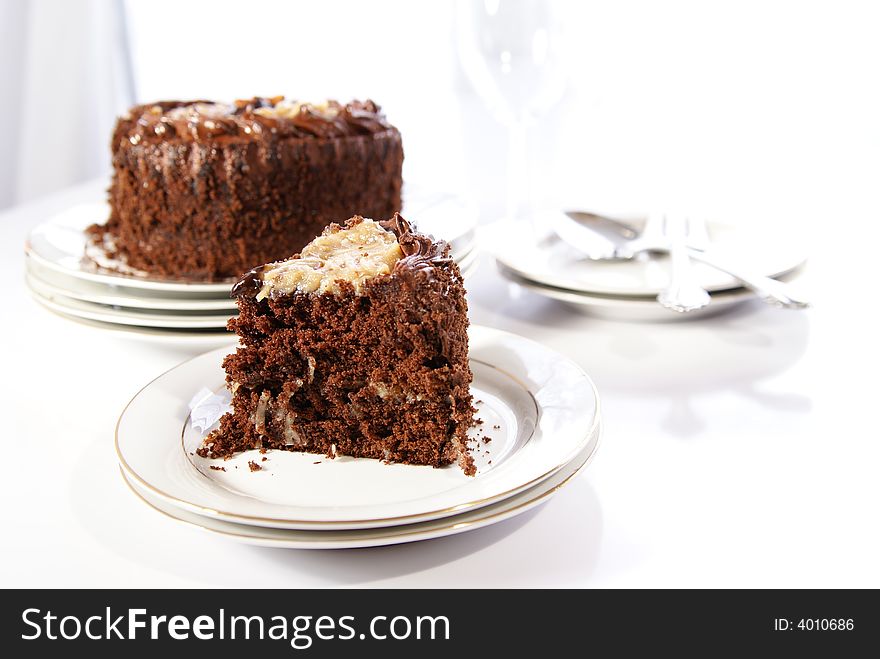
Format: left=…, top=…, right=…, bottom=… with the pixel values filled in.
left=27, top=311, right=236, bottom=343
left=26, top=279, right=234, bottom=329
left=482, top=217, right=807, bottom=297
left=27, top=254, right=479, bottom=332
left=496, top=263, right=765, bottom=321
left=116, top=325, right=601, bottom=530
left=25, top=194, right=477, bottom=295
left=403, top=185, right=478, bottom=257
left=120, top=427, right=598, bottom=549
left=456, top=244, right=479, bottom=276
left=26, top=259, right=239, bottom=311
left=26, top=248, right=476, bottom=313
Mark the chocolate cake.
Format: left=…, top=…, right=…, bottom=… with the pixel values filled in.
left=199, top=214, right=476, bottom=475
left=89, top=97, right=403, bottom=281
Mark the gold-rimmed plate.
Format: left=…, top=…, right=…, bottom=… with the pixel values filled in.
left=116, top=326, right=601, bottom=530
left=120, top=425, right=599, bottom=549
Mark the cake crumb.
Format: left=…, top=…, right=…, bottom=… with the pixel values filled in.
left=493, top=424, right=500, bottom=430
left=313, top=461, right=322, bottom=465
left=209, top=465, right=226, bottom=472
left=248, top=460, right=262, bottom=472
left=483, top=436, right=492, bottom=444
left=261, top=456, right=268, bottom=462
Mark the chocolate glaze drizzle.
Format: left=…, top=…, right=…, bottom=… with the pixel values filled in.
left=230, top=214, right=451, bottom=299
left=127, top=98, right=392, bottom=144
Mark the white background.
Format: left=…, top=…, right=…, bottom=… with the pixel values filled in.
left=3, top=0, right=878, bottom=237
left=111, top=0, right=880, bottom=239
left=1, top=1, right=879, bottom=588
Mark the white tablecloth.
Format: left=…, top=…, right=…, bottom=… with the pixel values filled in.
left=1, top=178, right=877, bottom=588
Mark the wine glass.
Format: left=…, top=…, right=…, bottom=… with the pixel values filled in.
left=456, top=0, right=567, bottom=223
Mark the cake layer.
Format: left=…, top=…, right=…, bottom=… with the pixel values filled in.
left=201, top=215, right=475, bottom=475
left=91, top=98, right=403, bottom=281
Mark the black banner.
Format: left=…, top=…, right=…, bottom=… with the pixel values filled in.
left=0, top=589, right=875, bottom=656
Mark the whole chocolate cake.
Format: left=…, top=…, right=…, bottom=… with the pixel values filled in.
left=199, top=214, right=476, bottom=475
left=89, top=97, right=403, bottom=281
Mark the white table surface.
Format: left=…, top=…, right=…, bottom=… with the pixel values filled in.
left=1, top=177, right=878, bottom=588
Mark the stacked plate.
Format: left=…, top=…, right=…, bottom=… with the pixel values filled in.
left=483, top=217, right=807, bottom=320
left=25, top=189, right=479, bottom=332
left=116, top=326, right=601, bottom=549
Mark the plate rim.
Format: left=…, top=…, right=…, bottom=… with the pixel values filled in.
left=27, top=284, right=233, bottom=328
left=482, top=219, right=808, bottom=297
left=495, top=263, right=766, bottom=320
left=115, top=325, right=601, bottom=529
left=25, top=262, right=239, bottom=311
left=496, top=262, right=766, bottom=306
left=26, top=254, right=477, bottom=333
left=25, top=198, right=479, bottom=294
left=119, top=427, right=599, bottom=548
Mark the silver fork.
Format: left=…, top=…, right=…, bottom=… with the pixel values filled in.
left=683, top=216, right=810, bottom=309
left=551, top=210, right=810, bottom=309
left=656, top=214, right=712, bottom=313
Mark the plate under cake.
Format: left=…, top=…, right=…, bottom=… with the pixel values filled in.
left=200, top=214, right=476, bottom=475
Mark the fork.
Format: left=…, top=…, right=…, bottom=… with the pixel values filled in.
left=682, top=216, right=810, bottom=309
left=655, top=214, right=712, bottom=312
left=551, top=210, right=810, bottom=309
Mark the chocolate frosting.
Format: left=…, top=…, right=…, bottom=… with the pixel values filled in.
left=380, top=214, right=453, bottom=276
left=231, top=268, right=264, bottom=299
left=231, top=214, right=451, bottom=299
left=126, top=98, right=392, bottom=144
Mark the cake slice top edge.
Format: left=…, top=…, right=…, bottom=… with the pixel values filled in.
left=232, top=214, right=454, bottom=301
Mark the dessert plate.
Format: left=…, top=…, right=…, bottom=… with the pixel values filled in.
left=496, top=263, right=763, bottom=321
left=25, top=193, right=477, bottom=295
left=26, top=248, right=476, bottom=313
left=482, top=218, right=807, bottom=297
left=120, top=428, right=598, bottom=549
left=455, top=244, right=479, bottom=277
left=403, top=185, right=478, bottom=257
left=27, top=312, right=236, bottom=343
left=26, top=276, right=234, bottom=329
left=116, top=325, right=601, bottom=530
left=27, top=258, right=478, bottom=332
left=26, top=259, right=239, bottom=311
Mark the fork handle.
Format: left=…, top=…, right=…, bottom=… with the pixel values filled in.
left=686, top=248, right=810, bottom=309
left=657, top=217, right=712, bottom=313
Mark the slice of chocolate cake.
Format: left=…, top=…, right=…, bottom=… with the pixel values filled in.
left=199, top=214, right=476, bottom=475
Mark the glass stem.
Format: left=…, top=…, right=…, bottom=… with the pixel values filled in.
left=505, top=119, right=529, bottom=221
